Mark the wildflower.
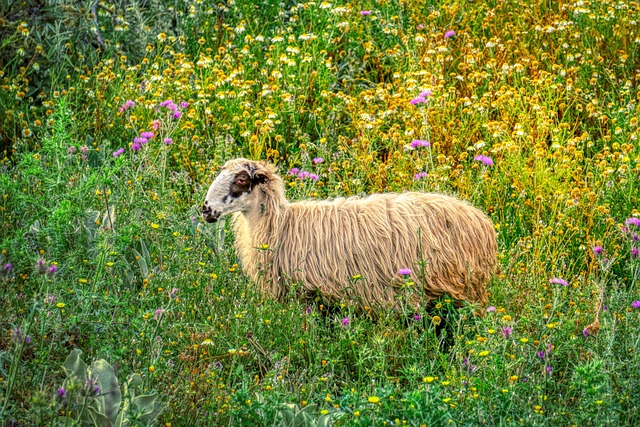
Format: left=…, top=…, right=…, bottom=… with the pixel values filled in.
left=486, top=306, right=496, bottom=312
left=502, top=326, right=512, bottom=339
left=131, top=142, right=142, bottom=151
left=593, top=246, right=603, bottom=256
left=170, top=288, right=178, bottom=298
left=119, top=100, right=134, bottom=112
left=181, top=101, right=189, bottom=108
left=134, top=137, right=148, bottom=145
left=47, top=265, right=58, bottom=278
left=172, top=111, right=182, bottom=119
left=474, top=155, right=494, bottom=166
left=342, top=317, right=349, bottom=326
left=58, top=387, right=66, bottom=398
left=632, top=248, right=639, bottom=258
left=154, top=308, right=164, bottom=320
left=546, top=365, right=553, bottom=374
left=308, top=173, right=320, bottom=181
left=368, top=396, right=380, bottom=403
left=583, top=327, right=589, bottom=337
left=56, top=302, right=65, bottom=309
left=113, top=148, right=125, bottom=157
left=549, top=278, right=569, bottom=286
left=306, top=307, right=312, bottom=314
left=35, top=258, right=47, bottom=274
left=410, top=139, right=430, bottom=148
left=151, top=120, right=161, bottom=131
left=164, top=138, right=173, bottom=145
left=25, top=336, right=31, bottom=344
left=414, top=172, right=428, bottom=180
left=413, top=313, right=421, bottom=321
left=537, top=351, right=545, bottom=360
left=625, top=217, right=640, bottom=227
left=431, top=315, right=442, bottom=326
left=632, top=300, right=640, bottom=309
left=312, top=157, right=324, bottom=164
left=360, top=10, right=371, bottom=15
left=140, top=131, right=154, bottom=139
left=444, top=30, right=456, bottom=39
left=288, top=167, right=299, bottom=175
left=410, top=95, right=428, bottom=105
left=398, top=268, right=412, bottom=276
left=67, top=146, right=76, bottom=155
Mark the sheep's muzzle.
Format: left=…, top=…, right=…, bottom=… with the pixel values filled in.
left=202, top=204, right=220, bottom=223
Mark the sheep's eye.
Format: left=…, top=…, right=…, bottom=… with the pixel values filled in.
left=235, top=177, right=248, bottom=186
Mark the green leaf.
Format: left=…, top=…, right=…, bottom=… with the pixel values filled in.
left=61, top=348, right=87, bottom=379
left=88, top=360, right=122, bottom=425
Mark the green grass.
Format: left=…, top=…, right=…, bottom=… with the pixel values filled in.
left=1, top=0, right=640, bottom=425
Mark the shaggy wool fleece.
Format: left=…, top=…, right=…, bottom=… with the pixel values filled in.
left=203, top=159, right=497, bottom=308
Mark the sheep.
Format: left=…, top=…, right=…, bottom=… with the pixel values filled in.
left=202, top=158, right=497, bottom=309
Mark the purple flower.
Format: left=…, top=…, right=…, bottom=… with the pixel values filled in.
left=119, top=100, right=134, bottom=112
left=398, top=268, right=412, bottom=276
left=632, top=248, right=639, bottom=258
left=312, top=157, right=324, bottom=164
left=181, top=101, right=189, bottom=108
left=420, top=90, right=432, bottom=98
left=537, top=351, right=545, bottom=360
left=58, top=387, right=66, bottom=398
left=306, top=307, right=312, bottom=314
left=342, top=317, right=349, bottom=326
left=410, top=95, right=429, bottom=105
left=546, top=365, right=553, bottom=374
left=549, top=278, right=569, bottom=286
left=297, top=171, right=310, bottom=179
left=414, top=172, right=428, bottom=180
left=583, top=327, right=589, bottom=337
left=47, top=265, right=58, bottom=278
left=131, top=142, right=142, bottom=151
left=360, top=10, right=371, bottom=15
left=3, top=263, right=12, bottom=271
left=113, top=148, right=125, bottom=157
left=444, top=30, right=456, bottom=39
left=164, top=138, right=173, bottom=145
left=170, top=288, right=179, bottom=297
left=159, top=99, right=173, bottom=107
left=632, top=300, right=640, bottom=309
left=67, top=146, right=76, bottom=155
left=502, top=326, right=512, bottom=339
left=80, top=145, right=89, bottom=154
left=154, top=308, right=164, bottom=320
left=486, top=306, right=496, bottom=312
left=308, top=173, right=320, bottom=181
left=140, top=131, right=154, bottom=139
left=25, top=336, right=31, bottom=344
left=413, top=313, right=421, bottom=321
left=474, top=155, right=494, bottom=166
left=593, top=246, right=603, bottom=256
left=288, top=168, right=299, bottom=175
left=134, top=137, right=148, bottom=145
left=172, top=111, right=182, bottom=119
left=625, top=217, right=640, bottom=227
left=36, top=259, right=47, bottom=274
left=410, top=139, right=430, bottom=148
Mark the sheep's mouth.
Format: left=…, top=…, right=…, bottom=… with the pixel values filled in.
left=203, top=215, right=219, bottom=223
left=202, top=205, right=220, bottom=223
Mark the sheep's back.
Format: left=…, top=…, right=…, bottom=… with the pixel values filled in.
left=272, top=192, right=495, bottom=306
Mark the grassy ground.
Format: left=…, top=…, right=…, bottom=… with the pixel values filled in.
left=1, top=0, right=640, bottom=425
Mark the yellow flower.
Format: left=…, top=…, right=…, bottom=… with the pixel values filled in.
left=478, top=350, right=489, bottom=357
left=351, top=274, right=362, bottom=280
left=431, top=316, right=442, bottom=326
left=520, top=338, right=529, bottom=343
left=354, top=410, right=360, bottom=416
left=151, top=223, right=159, bottom=229
left=56, top=303, right=65, bottom=309
left=368, top=396, right=380, bottom=403
left=201, top=339, right=213, bottom=345
left=259, top=243, right=269, bottom=250
left=149, top=366, right=155, bottom=373
left=423, top=376, right=435, bottom=383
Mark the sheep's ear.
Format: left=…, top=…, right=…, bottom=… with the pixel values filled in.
left=251, top=171, right=269, bottom=185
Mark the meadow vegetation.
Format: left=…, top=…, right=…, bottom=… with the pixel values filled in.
left=1, top=0, right=640, bottom=425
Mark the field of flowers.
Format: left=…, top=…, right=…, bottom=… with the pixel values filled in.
left=1, top=0, right=640, bottom=425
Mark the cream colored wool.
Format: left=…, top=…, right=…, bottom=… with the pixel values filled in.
left=203, top=158, right=497, bottom=308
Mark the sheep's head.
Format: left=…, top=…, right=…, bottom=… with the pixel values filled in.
left=202, top=158, right=272, bottom=222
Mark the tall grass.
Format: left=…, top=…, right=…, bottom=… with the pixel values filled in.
left=1, top=0, right=640, bottom=425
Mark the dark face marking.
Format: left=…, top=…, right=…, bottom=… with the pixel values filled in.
left=229, top=172, right=252, bottom=198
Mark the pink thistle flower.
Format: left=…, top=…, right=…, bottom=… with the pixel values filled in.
left=593, top=246, right=603, bottom=256
left=164, top=138, right=173, bottom=145
left=312, top=157, right=324, bottom=164
left=410, top=139, right=430, bottom=148
left=181, top=101, right=189, bottom=108
left=113, top=148, right=125, bottom=157
left=342, top=317, right=349, bottom=326
left=140, top=131, right=154, bottom=139
left=444, top=30, right=456, bottom=39
left=486, top=306, right=496, bottom=312
left=288, top=168, right=299, bottom=175
left=474, top=155, right=494, bottom=166
left=151, top=120, right=161, bottom=131
left=398, top=268, right=412, bottom=276
left=360, top=10, right=371, bottom=15
left=414, top=172, right=427, bottom=180
left=632, top=300, right=640, bottom=309
left=625, top=217, right=640, bottom=227
left=549, top=278, right=569, bottom=286
left=119, top=100, right=134, bottom=112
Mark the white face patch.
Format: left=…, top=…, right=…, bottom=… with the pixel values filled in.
left=202, top=168, right=255, bottom=222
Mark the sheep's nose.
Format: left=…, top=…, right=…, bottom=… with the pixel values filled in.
left=202, top=204, right=220, bottom=223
